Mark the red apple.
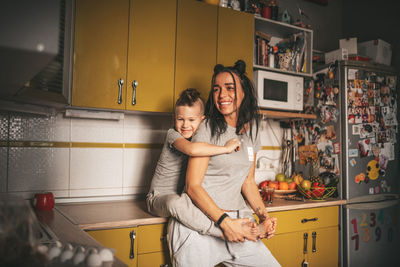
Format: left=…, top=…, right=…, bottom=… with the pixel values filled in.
left=268, top=181, right=279, bottom=190
left=259, top=180, right=269, bottom=189
left=288, top=182, right=297, bottom=190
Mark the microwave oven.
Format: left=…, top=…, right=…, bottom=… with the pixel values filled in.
left=254, top=70, right=304, bottom=111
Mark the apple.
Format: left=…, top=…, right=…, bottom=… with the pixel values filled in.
left=288, top=182, right=297, bottom=190
left=312, top=182, right=325, bottom=198
left=301, top=180, right=311, bottom=191
left=275, top=173, right=286, bottom=182
left=259, top=180, right=269, bottom=189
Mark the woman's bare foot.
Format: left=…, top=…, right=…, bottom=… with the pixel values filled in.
left=257, top=217, right=277, bottom=239
left=240, top=219, right=259, bottom=241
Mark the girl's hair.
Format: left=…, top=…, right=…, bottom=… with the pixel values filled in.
left=204, top=59, right=260, bottom=140
left=176, top=88, right=204, bottom=114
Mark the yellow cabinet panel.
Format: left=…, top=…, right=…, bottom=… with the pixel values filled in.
left=126, top=0, right=176, bottom=112
left=72, top=0, right=129, bottom=110
left=137, top=224, right=168, bottom=254
left=217, top=7, right=254, bottom=79
left=138, top=251, right=170, bottom=267
left=308, top=226, right=339, bottom=267
left=263, top=231, right=305, bottom=267
left=87, top=227, right=138, bottom=267
left=175, top=0, right=218, bottom=104
left=269, top=206, right=339, bottom=234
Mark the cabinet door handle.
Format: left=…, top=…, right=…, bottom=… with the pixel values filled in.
left=312, top=231, right=317, bottom=252
left=301, top=217, right=318, bottom=223
left=303, top=232, right=308, bottom=254
left=132, top=80, right=138, bottom=105
left=129, top=230, right=136, bottom=259
left=118, top=78, right=124, bottom=104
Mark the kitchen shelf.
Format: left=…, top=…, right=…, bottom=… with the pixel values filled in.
left=254, top=16, right=313, bottom=77
left=259, top=109, right=317, bottom=120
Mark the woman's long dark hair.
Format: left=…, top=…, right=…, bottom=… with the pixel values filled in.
left=205, top=59, right=260, bottom=140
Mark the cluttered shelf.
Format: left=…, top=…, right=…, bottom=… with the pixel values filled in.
left=259, top=109, right=317, bottom=120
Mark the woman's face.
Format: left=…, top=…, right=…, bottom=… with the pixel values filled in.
left=212, top=71, right=244, bottom=118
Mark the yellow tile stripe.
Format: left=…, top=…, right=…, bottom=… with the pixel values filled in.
left=1, top=141, right=163, bottom=149
left=262, top=146, right=281, bottom=150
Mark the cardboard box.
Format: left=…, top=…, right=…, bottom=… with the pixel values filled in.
left=358, top=39, right=392, bottom=66
left=340, top=37, right=357, bottom=55
left=325, top=48, right=348, bottom=64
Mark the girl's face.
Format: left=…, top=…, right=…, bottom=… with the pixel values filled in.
left=212, top=72, right=244, bottom=118
left=174, top=101, right=204, bottom=139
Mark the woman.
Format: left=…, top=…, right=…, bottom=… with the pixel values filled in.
left=168, top=60, right=280, bottom=267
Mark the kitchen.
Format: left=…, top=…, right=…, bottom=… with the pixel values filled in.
left=1, top=0, right=399, bottom=266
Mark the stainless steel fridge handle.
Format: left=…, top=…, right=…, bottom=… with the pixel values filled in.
left=301, top=217, right=318, bottom=223
left=303, top=232, right=308, bottom=254
left=312, top=231, right=317, bottom=252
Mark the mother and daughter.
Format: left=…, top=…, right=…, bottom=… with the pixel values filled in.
left=146, top=60, right=280, bottom=267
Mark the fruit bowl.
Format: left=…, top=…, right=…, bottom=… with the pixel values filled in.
left=297, top=186, right=336, bottom=201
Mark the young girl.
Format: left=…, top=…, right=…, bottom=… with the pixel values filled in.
left=146, top=88, right=256, bottom=238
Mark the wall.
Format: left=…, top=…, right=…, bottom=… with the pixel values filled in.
left=0, top=110, right=283, bottom=201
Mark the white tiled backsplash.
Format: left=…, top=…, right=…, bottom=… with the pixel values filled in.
left=0, top=111, right=282, bottom=202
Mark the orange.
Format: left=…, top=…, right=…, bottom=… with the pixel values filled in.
left=279, top=182, right=289, bottom=190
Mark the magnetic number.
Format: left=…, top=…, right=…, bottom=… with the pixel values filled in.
left=377, top=210, right=384, bottom=225
left=375, top=227, right=381, bottom=242
left=370, top=212, right=376, bottom=227
left=351, top=218, right=358, bottom=234
left=362, top=228, right=370, bottom=242
left=351, top=234, right=359, bottom=251
left=388, top=227, right=393, bottom=242
left=360, top=213, right=368, bottom=227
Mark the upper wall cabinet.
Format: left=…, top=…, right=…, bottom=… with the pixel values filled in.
left=174, top=0, right=218, bottom=104
left=254, top=17, right=313, bottom=77
left=72, top=0, right=176, bottom=112
left=175, top=0, right=254, bottom=103
left=217, top=7, right=254, bottom=79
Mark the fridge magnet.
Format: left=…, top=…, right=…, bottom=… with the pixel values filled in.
left=386, top=75, right=397, bottom=88
left=298, top=145, right=318, bottom=164
left=325, top=125, right=337, bottom=140
left=333, top=142, right=340, bottom=154
left=380, top=180, right=388, bottom=192
left=354, top=173, right=366, bottom=184
left=378, top=154, right=389, bottom=176
left=348, top=149, right=358, bottom=157
left=348, top=69, right=357, bottom=80
left=371, top=145, right=381, bottom=158
left=357, top=139, right=371, bottom=157
left=349, top=158, right=357, bottom=167
left=374, top=186, right=380, bottom=194
left=368, top=187, right=374, bottom=195
left=380, top=85, right=391, bottom=106
left=352, top=125, right=361, bottom=135
left=366, top=159, right=380, bottom=180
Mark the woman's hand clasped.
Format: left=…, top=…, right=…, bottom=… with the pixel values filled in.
left=219, top=217, right=258, bottom=243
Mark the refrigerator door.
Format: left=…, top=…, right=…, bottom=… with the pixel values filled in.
left=343, top=199, right=400, bottom=267
left=340, top=61, right=399, bottom=201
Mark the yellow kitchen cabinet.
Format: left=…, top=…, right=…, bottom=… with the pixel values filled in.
left=88, top=224, right=170, bottom=267
left=263, top=206, right=339, bottom=267
left=217, top=7, right=254, bottom=79
left=72, top=0, right=129, bottom=110
left=175, top=0, right=218, bottom=104
left=87, top=227, right=138, bottom=267
left=72, top=0, right=176, bottom=112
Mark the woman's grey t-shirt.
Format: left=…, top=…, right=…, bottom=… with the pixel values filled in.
left=148, top=128, right=187, bottom=195
left=191, top=120, right=261, bottom=211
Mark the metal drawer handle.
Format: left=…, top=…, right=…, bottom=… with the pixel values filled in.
left=301, top=217, right=318, bottom=223
left=129, top=230, right=136, bottom=259
left=132, top=80, right=138, bottom=105
left=118, top=78, right=124, bottom=104
left=303, top=232, right=308, bottom=254
left=312, top=231, right=317, bottom=252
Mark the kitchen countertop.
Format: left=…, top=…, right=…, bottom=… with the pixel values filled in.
left=56, top=198, right=346, bottom=230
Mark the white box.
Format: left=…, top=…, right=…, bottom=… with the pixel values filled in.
left=325, top=48, right=348, bottom=64
left=340, top=37, right=357, bottom=55
left=358, top=39, right=392, bottom=65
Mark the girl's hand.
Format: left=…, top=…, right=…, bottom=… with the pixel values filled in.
left=224, top=138, right=240, bottom=153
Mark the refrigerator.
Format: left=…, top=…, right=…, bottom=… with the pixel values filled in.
left=332, top=60, right=400, bottom=267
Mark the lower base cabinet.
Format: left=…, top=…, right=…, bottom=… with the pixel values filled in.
left=87, top=224, right=170, bottom=267
left=262, top=206, right=339, bottom=267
